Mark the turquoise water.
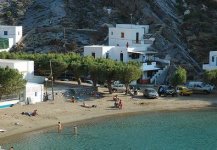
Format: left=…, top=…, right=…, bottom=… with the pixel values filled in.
left=2, top=109, right=217, bottom=150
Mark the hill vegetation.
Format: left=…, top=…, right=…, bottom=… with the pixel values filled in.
left=0, top=0, right=217, bottom=79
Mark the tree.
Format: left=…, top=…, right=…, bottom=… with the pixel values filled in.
left=204, top=69, right=217, bottom=85
left=84, top=57, right=101, bottom=88
left=98, top=59, right=119, bottom=94
left=69, top=58, right=84, bottom=85
left=0, top=67, right=26, bottom=100
left=171, top=66, right=187, bottom=86
left=118, top=62, right=142, bottom=95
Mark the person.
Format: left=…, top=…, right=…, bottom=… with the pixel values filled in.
left=31, top=110, right=37, bottom=116
left=114, top=99, right=119, bottom=108
left=57, top=122, right=62, bottom=133
left=81, top=102, right=97, bottom=108
left=119, top=100, right=123, bottom=109
left=113, top=95, right=118, bottom=101
left=10, top=147, right=14, bottom=150
left=71, top=96, right=76, bottom=103
left=21, top=110, right=37, bottom=117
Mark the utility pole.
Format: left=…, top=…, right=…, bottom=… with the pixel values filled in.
left=63, top=28, right=66, bottom=52
left=50, top=60, right=54, bottom=100
left=130, top=13, right=133, bottom=28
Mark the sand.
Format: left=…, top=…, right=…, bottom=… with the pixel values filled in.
left=0, top=86, right=217, bottom=143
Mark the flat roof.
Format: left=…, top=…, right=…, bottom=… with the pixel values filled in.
left=85, top=45, right=111, bottom=47
left=0, top=59, right=33, bottom=63
left=0, top=25, right=22, bottom=28
left=144, top=67, right=160, bottom=71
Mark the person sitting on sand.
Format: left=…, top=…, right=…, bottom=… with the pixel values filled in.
left=113, top=95, right=118, bottom=101
left=81, top=102, right=97, bottom=108
left=21, top=109, right=37, bottom=117
left=114, top=99, right=119, bottom=108
left=71, top=96, right=76, bottom=103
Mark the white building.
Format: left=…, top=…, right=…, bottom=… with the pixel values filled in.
left=0, top=59, right=45, bottom=104
left=0, top=25, right=22, bottom=52
left=84, top=24, right=168, bottom=84
left=203, top=51, right=217, bottom=71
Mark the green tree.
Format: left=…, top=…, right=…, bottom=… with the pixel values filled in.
left=84, top=57, right=101, bottom=88
left=204, top=69, right=217, bottom=85
left=69, top=58, right=84, bottom=85
left=171, top=66, right=187, bottom=86
left=118, top=62, right=142, bottom=94
left=0, top=67, right=26, bottom=100
left=98, top=59, right=119, bottom=93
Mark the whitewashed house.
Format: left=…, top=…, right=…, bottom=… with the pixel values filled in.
left=203, top=51, right=217, bottom=71
left=0, top=59, right=45, bottom=104
left=0, top=25, right=22, bottom=52
left=84, top=24, right=169, bottom=84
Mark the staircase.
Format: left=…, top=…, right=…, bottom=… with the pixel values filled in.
left=150, top=62, right=170, bottom=85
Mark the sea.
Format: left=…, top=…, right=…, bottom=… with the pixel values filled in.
left=2, top=109, right=217, bottom=150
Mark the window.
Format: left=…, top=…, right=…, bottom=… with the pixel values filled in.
left=131, top=53, right=140, bottom=59
left=4, top=31, right=8, bottom=35
left=121, top=32, right=124, bottom=38
left=18, top=31, right=20, bottom=35
left=35, top=92, right=37, bottom=96
left=111, top=32, right=113, bottom=35
left=106, top=53, right=109, bottom=59
left=212, top=56, right=215, bottom=62
left=92, top=52, right=95, bottom=58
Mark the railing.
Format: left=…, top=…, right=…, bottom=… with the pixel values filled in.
left=144, top=39, right=154, bottom=44
left=150, top=65, right=169, bottom=85
left=132, top=40, right=141, bottom=44
left=132, top=39, right=154, bottom=45
left=143, top=34, right=153, bottom=39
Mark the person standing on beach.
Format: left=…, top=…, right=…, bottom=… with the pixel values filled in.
left=119, top=100, right=123, bottom=109
left=10, top=147, right=14, bottom=150
left=57, top=122, right=62, bottom=133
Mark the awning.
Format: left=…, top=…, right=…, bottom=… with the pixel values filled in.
left=143, top=51, right=158, bottom=54
left=127, top=49, right=144, bottom=54
left=142, top=67, right=161, bottom=71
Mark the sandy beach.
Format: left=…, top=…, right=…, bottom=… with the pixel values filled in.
left=0, top=85, right=217, bottom=144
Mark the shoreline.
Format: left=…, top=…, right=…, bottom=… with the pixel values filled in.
left=1, top=106, right=216, bottom=145
left=1, top=90, right=217, bottom=144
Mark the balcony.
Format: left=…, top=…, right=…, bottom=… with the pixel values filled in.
left=132, top=40, right=141, bottom=44
left=141, top=62, right=160, bottom=71
left=144, top=39, right=154, bottom=44
left=132, top=39, right=154, bottom=45
left=143, top=34, right=153, bottom=39
left=202, top=64, right=217, bottom=71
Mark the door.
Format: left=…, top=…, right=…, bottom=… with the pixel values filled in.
left=120, top=53, right=123, bottom=62
left=136, top=32, right=139, bottom=43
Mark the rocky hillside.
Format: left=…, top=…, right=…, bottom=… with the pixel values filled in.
left=0, top=0, right=217, bottom=79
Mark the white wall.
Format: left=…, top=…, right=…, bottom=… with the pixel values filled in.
left=209, top=51, right=217, bottom=66
left=116, top=24, right=149, bottom=33
left=15, top=26, right=22, bottom=44
left=84, top=46, right=114, bottom=58
left=203, top=51, right=217, bottom=71
left=0, top=59, right=35, bottom=81
left=25, top=83, right=44, bottom=104
left=109, top=24, right=150, bottom=47
left=0, top=25, right=22, bottom=45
